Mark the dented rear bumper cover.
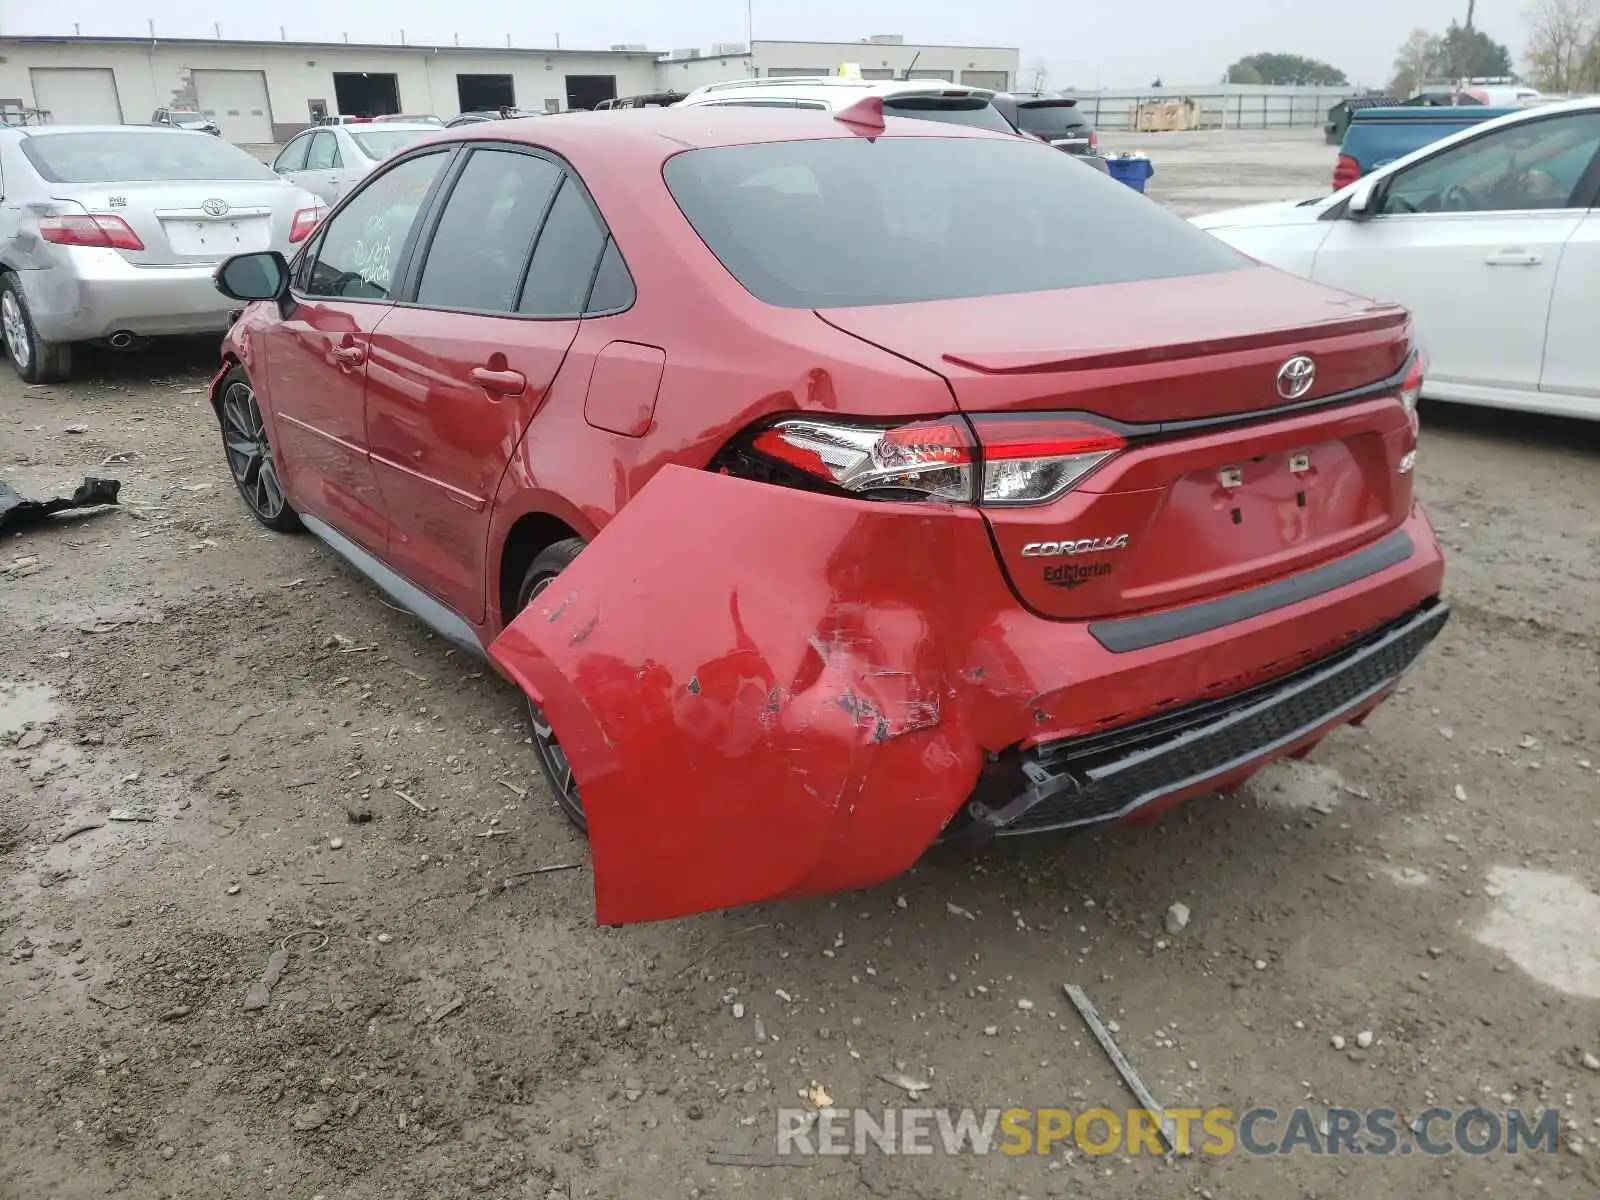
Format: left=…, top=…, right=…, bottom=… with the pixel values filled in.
left=489, top=467, right=1446, bottom=925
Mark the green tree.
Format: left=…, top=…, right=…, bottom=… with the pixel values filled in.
left=1437, top=19, right=1515, bottom=78
left=1224, top=52, right=1349, bottom=86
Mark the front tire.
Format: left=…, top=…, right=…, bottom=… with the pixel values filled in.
left=1, top=274, right=73, bottom=384
left=516, top=538, right=587, bottom=831
left=216, top=364, right=301, bottom=532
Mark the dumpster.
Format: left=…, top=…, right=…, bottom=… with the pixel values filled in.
left=1325, top=95, right=1398, bottom=145
left=1106, top=154, right=1153, bottom=193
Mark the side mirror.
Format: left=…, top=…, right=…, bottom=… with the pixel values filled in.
left=1346, top=174, right=1381, bottom=219
left=215, top=251, right=290, bottom=304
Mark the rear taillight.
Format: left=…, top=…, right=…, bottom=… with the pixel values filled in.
left=1333, top=154, right=1360, bottom=191
left=1399, top=350, right=1425, bottom=412
left=739, top=415, right=1124, bottom=507
left=289, top=206, right=326, bottom=243
left=1088, top=129, right=1098, bottom=149
left=38, top=213, right=145, bottom=251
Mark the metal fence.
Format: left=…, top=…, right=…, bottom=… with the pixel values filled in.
left=1073, top=88, right=1358, bottom=132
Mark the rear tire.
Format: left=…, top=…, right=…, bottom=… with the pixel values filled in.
left=516, top=537, right=587, bottom=831
left=1, top=274, right=73, bottom=384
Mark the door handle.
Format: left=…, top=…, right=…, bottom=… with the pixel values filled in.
left=331, top=344, right=365, bottom=366
left=1485, top=250, right=1542, bottom=266
left=469, top=366, right=526, bottom=396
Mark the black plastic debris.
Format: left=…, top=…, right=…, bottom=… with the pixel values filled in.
left=0, top=477, right=121, bottom=536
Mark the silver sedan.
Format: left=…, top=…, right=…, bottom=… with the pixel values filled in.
left=0, top=125, right=325, bottom=383
left=270, top=122, right=443, bottom=205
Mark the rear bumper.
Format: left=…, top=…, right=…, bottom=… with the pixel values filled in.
left=963, top=599, right=1448, bottom=841
left=19, top=253, right=236, bottom=343
left=489, top=467, right=1447, bottom=925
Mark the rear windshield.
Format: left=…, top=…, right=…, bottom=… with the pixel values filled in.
left=883, top=97, right=1013, bottom=133
left=19, top=131, right=276, bottom=183
left=663, top=135, right=1247, bottom=308
left=1015, top=103, right=1090, bottom=136
left=170, top=112, right=211, bottom=126
left=351, top=129, right=437, bottom=159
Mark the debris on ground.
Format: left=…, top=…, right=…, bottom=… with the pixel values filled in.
left=803, top=1081, right=833, bottom=1109
left=107, top=809, right=156, bottom=822
left=945, top=902, right=976, bottom=920
left=0, top=477, right=120, bottom=536
left=1356, top=1030, right=1374, bottom=1049
left=1063, top=983, right=1177, bottom=1155
left=55, top=820, right=103, bottom=842
left=242, top=947, right=290, bottom=1012
left=877, top=1070, right=931, bottom=1098
left=1164, top=902, right=1191, bottom=934
left=429, top=997, right=464, bottom=1024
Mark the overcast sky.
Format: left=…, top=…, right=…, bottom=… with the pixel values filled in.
left=4, top=0, right=1532, bottom=89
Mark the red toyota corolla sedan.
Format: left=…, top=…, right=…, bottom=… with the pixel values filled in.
left=211, top=102, right=1447, bottom=926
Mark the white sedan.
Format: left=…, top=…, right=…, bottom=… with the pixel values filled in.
left=1192, top=99, right=1600, bottom=421
left=270, top=122, right=442, bottom=205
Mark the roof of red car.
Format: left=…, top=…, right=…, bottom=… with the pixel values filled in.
left=437, top=105, right=1006, bottom=160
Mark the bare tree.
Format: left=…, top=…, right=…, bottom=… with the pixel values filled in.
left=1391, top=27, right=1443, bottom=94
left=1523, top=0, right=1600, bottom=90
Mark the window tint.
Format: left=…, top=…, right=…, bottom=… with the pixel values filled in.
left=664, top=136, right=1246, bottom=308
left=306, top=131, right=341, bottom=171
left=883, top=98, right=1014, bottom=133
left=18, top=131, right=276, bottom=183
left=417, top=149, right=562, bottom=313
left=585, top=239, right=636, bottom=313
left=302, top=151, right=449, bottom=300
left=1378, top=113, right=1600, bottom=214
left=1016, top=104, right=1090, bottom=136
left=517, top=177, right=607, bottom=317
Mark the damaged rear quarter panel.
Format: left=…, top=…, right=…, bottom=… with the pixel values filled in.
left=488, top=465, right=998, bottom=925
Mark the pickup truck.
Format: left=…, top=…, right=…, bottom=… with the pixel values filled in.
left=1333, top=105, right=1518, bottom=189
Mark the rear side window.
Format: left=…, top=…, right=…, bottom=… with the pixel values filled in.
left=417, top=149, right=562, bottom=312
left=664, top=136, right=1246, bottom=308
left=18, top=131, right=276, bottom=183
left=517, top=178, right=607, bottom=316
left=306, top=131, right=341, bottom=171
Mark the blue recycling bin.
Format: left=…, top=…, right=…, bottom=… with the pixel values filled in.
left=1107, top=154, right=1154, bottom=194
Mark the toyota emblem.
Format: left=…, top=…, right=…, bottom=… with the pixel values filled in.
left=202, top=198, right=230, bottom=218
left=1276, top=355, right=1316, bottom=401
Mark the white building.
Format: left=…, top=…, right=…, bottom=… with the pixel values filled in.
left=0, top=33, right=1019, bottom=144
left=656, top=37, right=1019, bottom=93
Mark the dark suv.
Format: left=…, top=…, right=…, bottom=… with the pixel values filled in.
left=991, top=92, right=1098, bottom=154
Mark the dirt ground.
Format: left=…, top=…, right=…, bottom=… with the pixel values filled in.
left=3, top=130, right=1599, bottom=1200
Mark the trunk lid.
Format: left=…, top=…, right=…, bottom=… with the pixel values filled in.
left=818, top=266, right=1418, bottom=623
left=50, top=181, right=297, bottom=266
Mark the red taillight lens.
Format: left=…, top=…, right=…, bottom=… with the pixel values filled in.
left=751, top=417, right=976, bottom=502
left=289, top=206, right=326, bottom=243
left=1399, top=350, right=1426, bottom=411
left=1333, top=154, right=1360, bottom=191
left=967, top=414, right=1124, bottom=505
left=743, top=415, right=1124, bottom=506
left=1088, top=129, right=1098, bottom=149
left=39, top=213, right=145, bottom=251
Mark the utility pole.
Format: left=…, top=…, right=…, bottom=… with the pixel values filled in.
left=1465, top=0, right=1475, bottom=28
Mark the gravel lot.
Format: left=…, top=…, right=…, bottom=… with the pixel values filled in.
left=2, top=128, right=1598, bottom=1200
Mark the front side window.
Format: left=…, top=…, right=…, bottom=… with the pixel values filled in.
left=664, top=135, right=1246, bottom=308
left=274, top=135, right=311, bottom=174
left=301, top=151, right=449, bottom=300
left=1377, top=113, right=1600, bottom=214
left=416, top=149, right=562, bottom=313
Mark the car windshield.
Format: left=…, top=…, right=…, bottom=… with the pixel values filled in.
left=665, top=135, right=1247, bottom=308
left=19, top=131, right=276, bottom=183
left=171, top=112, right=210, bottom=125
left=882, top=97, right=1013, bottom=133
left=350, top=128, right=437, bottom=159
left=1016, top=103, right=1089, bottom=136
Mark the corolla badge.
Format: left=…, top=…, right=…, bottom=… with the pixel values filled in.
left=1020, top=534, right=1131, bottom=558
left=202, top=198, right=230, bottom=217
left=1276, top=355, right=1316, bottom=401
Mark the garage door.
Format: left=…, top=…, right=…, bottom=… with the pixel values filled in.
left=961, top=70, right=1009, bottom=90
left=30, top=67, right=123, bottom=125
left=192, top=69, right=273, bottom=143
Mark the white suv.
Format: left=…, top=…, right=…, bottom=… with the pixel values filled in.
left=673, top=77, right=1016, bottom=134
